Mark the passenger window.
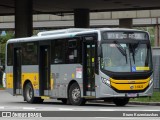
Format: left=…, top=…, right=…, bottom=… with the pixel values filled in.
left=51, top=40, right=66, bottom=64
left=66, top=38, right=82, bottom=64
left=22, top=42, right=38, bottom=65
left=51, top=38, right=82, bottom=64
left=7, top=43, right=13, bottom=66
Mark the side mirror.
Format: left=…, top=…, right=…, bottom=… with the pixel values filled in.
left=98, top=47, right=102, bottom=57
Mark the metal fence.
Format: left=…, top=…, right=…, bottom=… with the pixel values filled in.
left=152, top=47, right=160, bottom=91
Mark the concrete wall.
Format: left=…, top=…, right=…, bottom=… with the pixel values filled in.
left=1, top=10, right=160, bottom=23
left=152, top=47, right=160, bottom=91
left=0, top=10, right=160, bottom=29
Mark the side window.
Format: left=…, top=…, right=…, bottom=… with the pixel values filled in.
left=51, top=40, right=66, bottom=64
left=7, top=43, right=13, bottom=66
left=51, top=38, right=82, bottom=64
left=66, top=38, right=82, bottom=64
left=22, top=42, right=38, bottom=65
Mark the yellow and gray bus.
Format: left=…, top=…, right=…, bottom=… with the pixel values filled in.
left=5, top=28, right=153, bottom=106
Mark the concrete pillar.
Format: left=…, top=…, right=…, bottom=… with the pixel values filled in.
left=154, top=25, right=160, bottom=47
left=119, top=18, right=132, bottom=28
left=74, top=9, right=90, bottom=28
left=15, top=0, right=33, bottom=38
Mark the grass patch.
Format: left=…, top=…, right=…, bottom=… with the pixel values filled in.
left=0, top=85, right=4, bottom=89
left=130, top=92, right=160, bottom=102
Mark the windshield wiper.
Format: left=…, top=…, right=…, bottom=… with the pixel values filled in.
left=114, top=41, right=127, bottom=63
left=130, top=41, right=141, bottom=64
left=135, top=41, right=141, bottom=54
left=130, top=44, right=135, bottom=64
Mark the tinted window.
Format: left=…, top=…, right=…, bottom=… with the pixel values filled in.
left=7, top=43, right=13, bottom=66
left=51, top=38, right=82, bottom=64
left=51, top=40, right=66, bottom=64
left=22, top=42, right=38, bottom=65
left=66, top=39, right=82, bottom=63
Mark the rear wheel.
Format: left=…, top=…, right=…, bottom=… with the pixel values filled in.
left=24, top=82, right=43, bottom=103
left=113, top=98, right=129, bottom=106
left=69, top=83, right=86, bottom=105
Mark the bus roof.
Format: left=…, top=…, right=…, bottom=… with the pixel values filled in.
left=38, top=28, right=147, bottom=36
left=37, top=28, right=94, bottom=36
left=7, top=28, right=148, bottom=44
left=7, top=29, right=98, bottom=44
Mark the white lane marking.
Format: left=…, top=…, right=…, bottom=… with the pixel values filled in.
left=59, top=108, right=73, bottom=111
left=0, top=106, right=4, bottom=109
left=98, top=109, right=115, bottom=111
left=23, top=107, right=36, bottom=110
left=140, top=109, right=160, bottom=111
left=95, top=117, right=145, bottom=119
left=95, top=117, right=108, bottom=119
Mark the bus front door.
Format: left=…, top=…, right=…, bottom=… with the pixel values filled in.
left=83, top=37, right=96, bottom=97
left=39, top=45, right=51, bottom=96
left=13, top=48, right=22, bottom=95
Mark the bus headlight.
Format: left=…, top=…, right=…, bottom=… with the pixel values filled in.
left=149, top=78, right=153, bottom=85
left=101, top=77, right=110, bottom=86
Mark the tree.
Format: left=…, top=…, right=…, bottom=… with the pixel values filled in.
left=134, top=27, right=155, bottom=46
left=0, top=32, right=14, bottom=65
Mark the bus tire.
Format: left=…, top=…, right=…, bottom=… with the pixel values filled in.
left=113, top=98, right=129, bottom=106
left=24, top=82, right=43, bottom=103
left=61, top=99, right=67, bottom=104
left=36, top=97, right=44, bottom=103
left=69, top=83, right=86, bottom=106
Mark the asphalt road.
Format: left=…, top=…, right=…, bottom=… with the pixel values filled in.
left=0, top=90, right=160, bottom=120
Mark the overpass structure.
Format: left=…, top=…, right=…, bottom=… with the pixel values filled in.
left=1, top=10, right=160, bottom=28
left=0, top=0, right=160, bottom=39
left=1, top=0, right=160, bottom=15
left=1, top=11, right=160, bottom=26
left=1, top=10, right=160, bottom=46
left=0, top=17, right=159, bottom=28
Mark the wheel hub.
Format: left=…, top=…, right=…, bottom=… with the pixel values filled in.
left=72, top=88, right=80, bottom=102
left=26, top=86, right=32, bottom=100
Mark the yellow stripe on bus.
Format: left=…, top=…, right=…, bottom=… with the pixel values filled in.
left=110, top=77, right=150, bottom=84
left=41, top=96, right=50, bottom=99
left=111, top=82, right=149, bottom=90
left=110, top=77, right=150, bottom=91
left=21, top=73, right=39, bottom=89
left=6, top=73, right=13, bottom=88
left=136, top=67, right=150, bottom=71
left=6, top=72, right=54, bottom=90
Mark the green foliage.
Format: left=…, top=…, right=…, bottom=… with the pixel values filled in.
left=0, top=33, right=14, bottom=44
left=130, top=92, right=160, bottom=102
left=0, top=32, right=14, bottom=65
left=134, top=27, right=155, bottom=46
left=0, top=84, right=4, bottom=88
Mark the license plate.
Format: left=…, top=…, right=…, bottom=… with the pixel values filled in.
left=127, top=93, right=137, bottom=97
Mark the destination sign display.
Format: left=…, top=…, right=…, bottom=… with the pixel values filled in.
left=103, top=32, right=148, bottom=40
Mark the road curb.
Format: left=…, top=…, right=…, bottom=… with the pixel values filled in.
left=89, top=100, right=160, bottom=106
left=129, top=101, right=160, bottom=106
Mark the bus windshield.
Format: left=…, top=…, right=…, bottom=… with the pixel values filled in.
left=101, top=42, right=152, bottom=72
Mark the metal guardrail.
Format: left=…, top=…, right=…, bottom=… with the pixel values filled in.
left=152, top=47, right=160, bottom=91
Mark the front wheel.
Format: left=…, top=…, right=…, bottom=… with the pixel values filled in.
left=113, top=98, right=129, bottom=106
left=69, top=83, right=86, bottom=105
